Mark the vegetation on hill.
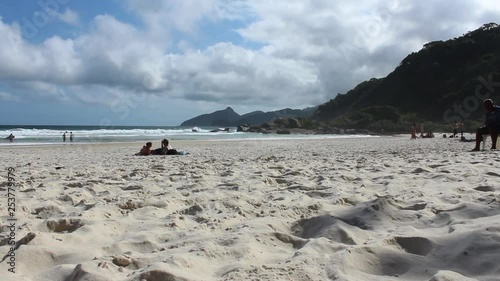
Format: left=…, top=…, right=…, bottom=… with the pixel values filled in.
left=314, top=23, right=500, bottom=133
left=238, top=107, right=317, bottom=126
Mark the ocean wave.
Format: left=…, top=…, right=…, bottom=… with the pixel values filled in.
left=0, top=126, right=378, bottom=145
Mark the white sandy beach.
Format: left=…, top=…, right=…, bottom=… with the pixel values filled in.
left=0, top=136, right=499, bottom=281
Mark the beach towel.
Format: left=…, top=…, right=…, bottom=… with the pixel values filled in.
left=133, top=150, right=189, bottom=156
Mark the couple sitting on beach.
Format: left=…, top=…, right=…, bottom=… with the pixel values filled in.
left=138, top=139, right=178, bottom=155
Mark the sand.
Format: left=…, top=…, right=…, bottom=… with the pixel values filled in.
left=0, top=136, right=499, bottom=281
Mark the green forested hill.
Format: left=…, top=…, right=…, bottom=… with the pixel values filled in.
left=314, top=23, right=500, bottom=132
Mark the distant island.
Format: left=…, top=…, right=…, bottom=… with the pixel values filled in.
left=181, top=23, right=500, bottom=134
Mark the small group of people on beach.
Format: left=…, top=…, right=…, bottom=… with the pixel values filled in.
left=410, top=123, right=434, bottom=139
left=138, top=139, right=179, bottom=155
left=409, top=99, right=499, bottom=151
left=441, top=99, right=499, bottom=150
left=443, top=122, right=464, bottom=138
left=5, top=131, right=75, bottom=143
left=62, top=132, right=74, bottom=142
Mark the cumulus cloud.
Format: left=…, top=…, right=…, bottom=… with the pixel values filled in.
left=55, top=8, right=80, bottom=25
left=0, top=0, right=500, bottom=111
left=126, top=0, right=250, bottom=33
left=153, top=42, right=322, bottom=105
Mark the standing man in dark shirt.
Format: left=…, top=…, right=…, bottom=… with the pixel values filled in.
left=472, top=99, right=500, bottom=151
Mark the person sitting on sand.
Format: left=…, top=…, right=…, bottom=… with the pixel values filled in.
left=421, top=132, right=434, bottom=138
left=162, top=139, right=172, bottom=150
left=461, top=136, right=475, bottom=142
left=471, top=99, right=500, bottom=151
left=139, top=142, right=153, bottom=155
left=152, top=139, right=173, bottom=155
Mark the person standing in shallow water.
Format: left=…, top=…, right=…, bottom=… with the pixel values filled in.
left=62, top=132, right=66, bottom=142
left=70, top=132, right=74, bottom=142
left=472, top=99, right=500, bottom=151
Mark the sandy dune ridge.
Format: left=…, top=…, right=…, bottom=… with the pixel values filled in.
left=0, top=137, right=499, bottom=281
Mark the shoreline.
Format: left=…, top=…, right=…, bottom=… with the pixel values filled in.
left=0, top=133, right=381, bottom=149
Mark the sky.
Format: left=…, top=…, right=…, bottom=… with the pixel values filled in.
left=0, top=0, right=499, bottom=126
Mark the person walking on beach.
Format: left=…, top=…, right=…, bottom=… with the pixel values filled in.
left=410, top=122, right=417, bottom=139
left=460, top=122, right=464, bottom=137
left=70, top=132, right=74, bottom=142
left=419, top=123, right=424, bottom=138
left=471, top=99, right=500, bottom=151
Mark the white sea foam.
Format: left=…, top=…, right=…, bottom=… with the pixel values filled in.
left=1, top=126, right=377, bottom=146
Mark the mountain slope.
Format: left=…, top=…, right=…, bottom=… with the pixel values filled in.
left=180, top=107, right=240, bottom=127
left=238, top=107, right=317, bottom=126
left=314, top=23, right=500, bottom=129
left=180, top=106, right=317, bottom=127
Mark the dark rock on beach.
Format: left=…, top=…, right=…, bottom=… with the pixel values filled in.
left=237, top=117, right=375, bottom=135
